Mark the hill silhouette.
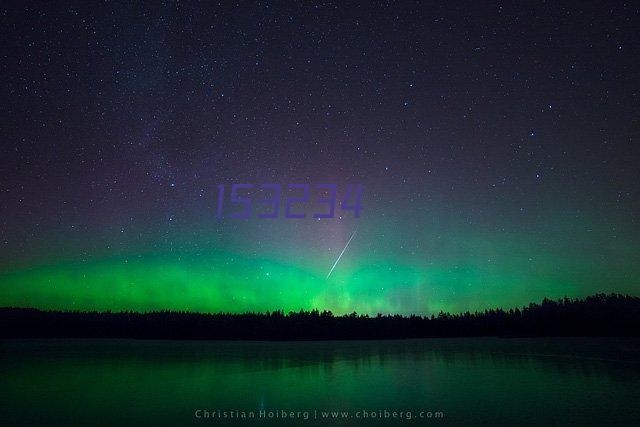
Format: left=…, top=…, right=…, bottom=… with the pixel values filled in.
left=1, top=293, right=639, bottom=340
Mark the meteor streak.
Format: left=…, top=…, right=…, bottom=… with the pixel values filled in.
left=326, top=229, right=357, bottom=279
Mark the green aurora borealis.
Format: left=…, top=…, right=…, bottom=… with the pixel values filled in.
left=2, top=195, right=639, bottom=315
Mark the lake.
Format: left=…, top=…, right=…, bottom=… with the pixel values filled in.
left=1, top=338, right=639, bottom=425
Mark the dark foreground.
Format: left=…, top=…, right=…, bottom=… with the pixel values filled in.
left=1, top=294, right=639, bottom=340
left=1, top=338, right=639, bottom=426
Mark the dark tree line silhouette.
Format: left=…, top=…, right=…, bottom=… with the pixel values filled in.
left=1, top=293, right=639, bottom=340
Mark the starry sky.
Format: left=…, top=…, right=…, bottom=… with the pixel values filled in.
left=1, top=1, right=639, bottom=315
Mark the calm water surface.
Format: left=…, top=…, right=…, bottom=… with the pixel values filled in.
left=1, top=338, right=639, bottom=426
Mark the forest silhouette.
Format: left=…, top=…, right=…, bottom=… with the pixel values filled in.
left=1, top=293, right=639, bottom=340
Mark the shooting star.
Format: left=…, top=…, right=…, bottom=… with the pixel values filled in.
left=326, top=229, right=357, bottom=279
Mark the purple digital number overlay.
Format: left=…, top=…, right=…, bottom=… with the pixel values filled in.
left=215, top=183, right=363, bottom=219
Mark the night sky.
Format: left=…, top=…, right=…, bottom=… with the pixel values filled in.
left=1, top=2, right=639, bottom=315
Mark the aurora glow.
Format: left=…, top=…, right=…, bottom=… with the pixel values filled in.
left=1, top=200, right=639, bottom=315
